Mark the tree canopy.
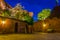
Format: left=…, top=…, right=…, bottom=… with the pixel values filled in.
left=38, top=9, right=51, bottom=20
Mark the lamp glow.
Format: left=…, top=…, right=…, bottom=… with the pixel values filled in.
left=2, top=21, right=5, bottom=24
left=43, top=24, right=46, bottom=27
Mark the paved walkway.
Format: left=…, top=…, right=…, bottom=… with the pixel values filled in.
left=0, top=33, right=60, bottom=40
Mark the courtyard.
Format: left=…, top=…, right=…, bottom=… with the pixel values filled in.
left=0, top=33, right=60, bottom=40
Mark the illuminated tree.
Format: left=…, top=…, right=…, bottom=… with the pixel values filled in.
left=9, top=3, right=33, bottom=23
left=9, top=3, right=23, bottom=18
left=38, top=9, right=51, bottom=20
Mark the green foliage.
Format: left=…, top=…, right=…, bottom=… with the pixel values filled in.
left=20, top=12, right=33, bottom=25
left=24, top=15, right=33, bottom=25
left=0, top=4, right=34, bottom=25
left=1, top=10, right=11, bottom=17
left=38, top=9, right=51, bottom=20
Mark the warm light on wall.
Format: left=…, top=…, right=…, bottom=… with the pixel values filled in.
left=43, top=23, right=46, bottom=27
left=2, top=21, right=6, bottom=24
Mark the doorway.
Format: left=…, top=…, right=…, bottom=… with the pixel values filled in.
left=15, top=22, right=18, bottom=33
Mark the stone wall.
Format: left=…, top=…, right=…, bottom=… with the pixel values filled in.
left=0, top=17, right=28, bottom=34
left=33, top=18, right=60, bottom=32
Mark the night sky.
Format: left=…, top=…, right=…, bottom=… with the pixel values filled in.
left=5, top=0, right=60, bottom=21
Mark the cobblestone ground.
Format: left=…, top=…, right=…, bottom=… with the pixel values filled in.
left=0, top=33, right=60, bottom=40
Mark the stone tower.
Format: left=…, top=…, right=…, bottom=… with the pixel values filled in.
left=0, top=0, right=12, bottom=10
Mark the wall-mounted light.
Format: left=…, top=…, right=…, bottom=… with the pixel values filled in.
left=43, top=23, right=46, bottom=28
left=2, top=21, right=6, bottom=24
